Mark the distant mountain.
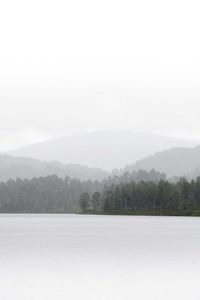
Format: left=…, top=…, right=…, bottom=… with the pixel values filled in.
left=124, top=146, right=200, bottom=177
left=0, top=154, right=108, bottom=182
left=7, top=130, right=198, bottom=171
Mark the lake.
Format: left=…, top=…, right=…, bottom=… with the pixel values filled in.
left=0, top=214, right=199, bottom=300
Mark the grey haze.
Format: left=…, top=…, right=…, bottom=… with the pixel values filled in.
left=8, top=130, right=197, bottom=171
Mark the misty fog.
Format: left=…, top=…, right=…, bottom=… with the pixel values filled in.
left=1, top=0, right=200, bottom=299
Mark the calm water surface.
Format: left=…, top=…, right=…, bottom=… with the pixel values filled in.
left=0, top=214, right=199, bottom=300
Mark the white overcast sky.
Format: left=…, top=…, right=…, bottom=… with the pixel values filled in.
left=0, top=0, right=200, bottom=150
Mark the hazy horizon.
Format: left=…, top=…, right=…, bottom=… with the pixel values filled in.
left=1, top=91, right=200, bottom=152
left=2, top=128, right=199, bottom=153
left=5, top=129, right=198, bottom=171
left=1, top=0, right=200, bottom=151
left=1, top=1, right=200, bottom=299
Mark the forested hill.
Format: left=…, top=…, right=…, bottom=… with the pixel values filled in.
left=0, top=154, right=108, bottom=182
left=0, top=169, right=166, bottom=213
left=124, top=146, right=200, bottom=177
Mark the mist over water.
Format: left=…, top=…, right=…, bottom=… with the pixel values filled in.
left=0, top=215, right=199, bottom=300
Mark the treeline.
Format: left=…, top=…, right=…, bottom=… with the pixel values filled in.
left=0, top=169, right=165, bottom=213
left=0, top=175, right=101, bottom=213
left=79, top=178, right=200, bottom=216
